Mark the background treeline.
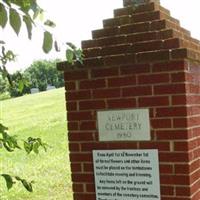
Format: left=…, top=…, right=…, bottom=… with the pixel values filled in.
left=0, top=59, right=64, bottom=100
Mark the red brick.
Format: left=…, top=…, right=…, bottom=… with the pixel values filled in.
left=91, top=67, right=119, bottom=78
left=156, top=130, right=189, bottom=140
left=83, top=163, right=94, bottom=172
left=107, top=98, right=136, bottom=109
left=156, top=106, right=187, bottom=117
left=86, top=184, right=95, bottom=192
left=151, top=118, right=172, bottom=129
left=188, top=116, right=200, bottom=127
left=171, top=48, right=188, bottom=59
left=73, top=193, right=95, bottom=200
left=190, top=159, right=200, bottom=173
left=64, top=70, right=88, bottom=81
left=66, top=101, right=77, bottom=111
left=139, top=96, right=169, bottom=107
left=126, top=31, right=157, bottom=43
left=104, top=54, right=135, bottom=66
left=163, top=38, right=181, bottom=49
left=114, top=7, right=133, bottom=17
left=133, top=2, right=157, bottom=13
left=172, top=95, right=187, bottom=105
left=103, top=18, right=120, bottom=28
left=67, top=90, right=91, bottom=101
left=103, top=16, right=131, bottom=28
left=134, top=40, right=163, bottom=53
left=160, top=164, right=173, bottom=174
left=150, top=19, right=166, bottom=31
left=188, top=106, right=200, bottom=115
left=154, top=84, right=186, bottom=95
left=68, top=111, right=93, bottom=121
left=173, top=118, right=188, bottom=128
left=139, top=142, right=170, bottom=151
left=71, top=173, right=94, bottom=182
left=190, top=170, right=200, bottom=184
left=175, top=164, right=190, bottom=174
left=101, top=44, right=132, bottom=56
left=138, top=73, right=170, bottom=84
left=79, top=79, right=106, bottom=89
left=68, top=122, right=79, bottom=130
left=157, top=29, right=174, bottom=39
left=71, top=163, right=82, bottom=172
left=79, top=100, right=105, bottom=110
left=108, top=75, right=136, bottom=87
left=176, top=187, right=191, bottom=196
left=174, top=141, right=190, bottom=151
left=69, top=143, right=80, bottom=152
left=161, top=185, right=174, bottom=195
left=160, top=152, right=190, bottom=163
left=83, top=57, right=104, bottom=67
left=70, top=153, right=92, bottom=162
left=65, top=81, right=76, bottom=90
left=107, top=142, right=138, bottom=149
left=131, top=11, right=161, bottom=23
left=92, top=27, right=119, bottom=38
left=68, top=132, right=95, bottom=142
left=80, top=121, right=96, bottom=130
left=97, top=35, right=126, bottom=47
left=160, top=174, right=190, bottom=185
left=137, top=50, right=170, bottom=63
left=83, top=47, right=101, bottom=58
left=122, top=86, right=152, bottom=97
left=81, top=143, right=109, bottom=151
left=120, top=22, right=150, bottom=34
left=93, top=88, right=121, bottom=99
left=152, top=60, right=186, bottom=72
left=120, top=63, right=150, bottom=74
left=191, top=179, right=200, bottom=194
left=82, top=39, right=97, bottom=49
left=72, top=183, right=84, bottom=192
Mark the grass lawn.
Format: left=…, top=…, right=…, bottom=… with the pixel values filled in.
left=0, top=88, right=72, bottom=200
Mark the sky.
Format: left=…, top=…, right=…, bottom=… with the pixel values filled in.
left=1, top=0, right=200, bottom=73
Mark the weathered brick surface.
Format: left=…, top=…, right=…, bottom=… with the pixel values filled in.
left=58, top=1, right=200, bottom=199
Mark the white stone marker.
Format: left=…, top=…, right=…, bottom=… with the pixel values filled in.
left=97, top=109, right=150, bottom=141
left=93, top=149, right=160, bottom=200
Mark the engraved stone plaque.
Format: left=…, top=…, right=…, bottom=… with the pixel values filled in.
left=97, top=109, right=150, bottom=141
left=93, top=149, right=161, bottom=200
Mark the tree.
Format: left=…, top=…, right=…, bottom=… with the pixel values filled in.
left=0, top=0, right=83, bottom=193
left=24, top=59, right=64, bottom=91
left=0, top=73, right=9, bottom=93
left=0, top=0, right=55, bottom=192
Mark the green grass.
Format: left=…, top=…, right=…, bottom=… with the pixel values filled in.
left=0, top=88, right=72, bottom=200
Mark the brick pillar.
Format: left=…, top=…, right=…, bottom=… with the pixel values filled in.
left=57, top=1, right=200, bottom=200
left=123, top=0, right=160, bottom=7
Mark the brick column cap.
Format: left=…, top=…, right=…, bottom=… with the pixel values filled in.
left=123, top=0, right=160, bottom=7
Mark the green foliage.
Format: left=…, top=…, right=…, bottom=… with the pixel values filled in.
left=23, top=15, right=32, bottom=39
left=66, top=42, right=84, bottom=65
left=0, top=74, right=9, bottom=93
left=0, top=59, right=64, bottom=97
left=42, top=31, right=53, bottom=53
left=0, top=123, right=47, bottom=154
left=8, top=71, right=30, bottom=97
left=0, top=89, right=71, bottom=200
left=0, top=3, right=8, bottom=28
left=24, top=59, right=64, bottom=91
left=23, top=137, right=48, bottom=154
left=0, top=0, right=56, bottom=52
left=1, top=174, right=34, bottom=192
left=0, top=92, right=10, bottom=100
left=0, top=129, right=21, bottom=152
left=9, top=8, right=21, bottom=35
left=0, top=122, right=48, bottom=191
